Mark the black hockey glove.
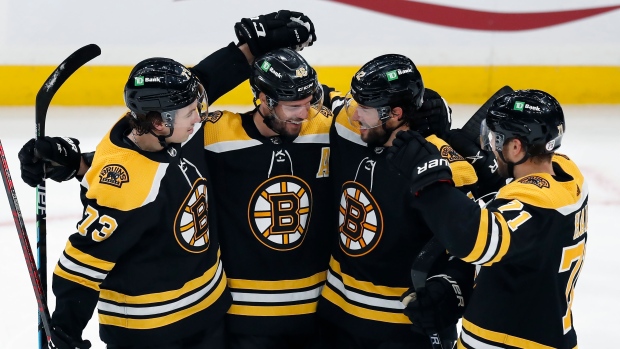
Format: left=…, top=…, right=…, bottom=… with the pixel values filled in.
left=400, top=274, right=465, bottom=335
left=234, top=10, right=316, bottom=57
left=48, top=326, right=91, bottom=349
left=410, top=88, right=452, bottom=139
left=18, top=136, right=82, bottom=187
left=387, top=130, right=453, bottom=195
left=444, top=129, right=505, bottom=195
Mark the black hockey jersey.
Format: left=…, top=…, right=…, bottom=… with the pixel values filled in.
left=414, top=154, right=587, bottom=349
left=203, top=108, right=335, bottom=335
left=51, top=117, right=230, bottom=346
left=317, top=90, right=477, bottom=343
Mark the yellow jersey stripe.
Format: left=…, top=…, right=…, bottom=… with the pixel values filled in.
left=329, top=257, right=408, bottom=296
left=227, top=271, right=326, bottom=291
left=64, top=241, right=115, bottom=271
left=100, top=250, right=222, bottom=304
left=462, top=318, right=555, bottom=349
left=462, top=210, right=490, bottom=263
left=98, top=277, right=226, bottom=329
left=228, top=302, right=317, bottom=316
left=485, top=212, right=511, bottom=266
left=53, top=264, right=101, bottom=291
left=322, top=285, right=410, bottom=324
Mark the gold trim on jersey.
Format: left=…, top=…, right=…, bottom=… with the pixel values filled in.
left=227, top=271, right=326, bottom=316
left=64, top=240, right=115, bottom=271
left=323, top=257, right=410, bottom=324
left=497, top=155, right=586, bottom=212
left=54, top=241, right=116, bottom=291
left=228, top=271, right=325, bottom=290
left=228, top=303, right=317, bottom=316
left=461, top=318, right=559, bottom=349
left=99, top=250, right=223, bottom=304
left=462, top=210, right=510, bottom=266
left=84, top=135, right=168, bottom=211
left=204, top=109, right=332, bottom=152
left=204, top=112, right=262, bottom=153
left=426, top=134, right=478, bottom=188
left=329, top=257, right=408, bottom=297
left=297, top=107, right=333, bottom=138
left=97, top=258, right=226, bottom=330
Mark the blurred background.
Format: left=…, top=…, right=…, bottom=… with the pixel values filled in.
left=1, top=0, right=619, bottom=348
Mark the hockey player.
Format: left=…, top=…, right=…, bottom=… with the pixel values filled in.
left=17, top=11, right=317, bottom=349
left=202, top=48, right=334, bottom=348
left=387, top=89, right=587, bottom=349
left=316, top=54, right=477, bottom=348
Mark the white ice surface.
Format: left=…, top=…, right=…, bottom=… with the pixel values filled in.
left=0, top=104, right=619, bottom=348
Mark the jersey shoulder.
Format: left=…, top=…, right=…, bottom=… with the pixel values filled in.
left=296, top=106, right=333, bottom=143
left=426, top=134, right=478, bottom=188
left=83, top=134, right=167, bottom=211
left=203, top=110, right=262, bottom=153
left=497, top=154, right=586, bottom=211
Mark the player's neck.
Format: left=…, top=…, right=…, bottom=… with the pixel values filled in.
left=384, top=124, right=410, bottom=147
left=513, top=160, right=555, bottom=179
left=253, top=110, right=278, bottom=137
left=131, top=129, right=164, bottom=152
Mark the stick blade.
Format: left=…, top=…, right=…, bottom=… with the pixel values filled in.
left=35, top=44, right=101, bottom=136
left=460, top=85, right=514, bottom=141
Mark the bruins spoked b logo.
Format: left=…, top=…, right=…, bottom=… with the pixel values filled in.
left=248, top=175, right=312, bottom=251
left=174, top=178, right=210, bottom=253
left=339, top=181, right=383, bottom=257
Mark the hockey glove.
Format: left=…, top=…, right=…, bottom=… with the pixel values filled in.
left=387, top=130, right=453, bottom=195
left=48, top=326, right=91, bottom=349
left=234, top=10, right=316, bottom=57
left=400, top=275, right=465, bottom=335
left=410, top=88, right=452, bottom=139
left=444, top=129, right=505, bottom=195
left=18, top=136, right=82, bottom=187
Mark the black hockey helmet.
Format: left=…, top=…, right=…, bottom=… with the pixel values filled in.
left=350, top=54, right=424, bottom=110
left=250, top=48, right=322, bottom=107
left=124, top=57, right=207, bottom=124
left=482, top=89, right=565, bottom=156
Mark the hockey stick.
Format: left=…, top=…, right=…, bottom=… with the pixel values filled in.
left=35, top=43, right=101, bottom=349
left=410, top=237, right=456, bottom=349
left=0, top=139, right=53, bottom=344
left=460, top=85, right=514, bottom=141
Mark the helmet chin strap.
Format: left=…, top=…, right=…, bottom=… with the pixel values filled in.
left=148, top=128, right=174, bottom=149
left=496, top=149, right=529, bottom=178
left=148, top=111, right=176, bottom=150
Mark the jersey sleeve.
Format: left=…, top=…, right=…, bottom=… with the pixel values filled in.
left=190, top=42, right=251, bottom=105
left=410, top=183, right=545, bottom=267
left=51, top=148, right=164, bottom=338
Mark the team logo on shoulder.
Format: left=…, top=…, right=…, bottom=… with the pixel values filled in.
left=518, top=175, right=550, bottom=189
left=99, top=164, right=129, bottom=188
left=248, top=175, right=312, bottom=251
left=319, top=105, right=333, bottom=118
left=174, top=178, right=210, bottom=253
left=440, top=145, right=464, bottom=162
left=206, top=111, right=223, bottom=123
left=338, top=181, right=383, bottom=257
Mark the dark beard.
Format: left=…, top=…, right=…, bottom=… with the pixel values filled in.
left=362, top=127, right=391, bottom=148
left=263, top=115, right=300, bottom=143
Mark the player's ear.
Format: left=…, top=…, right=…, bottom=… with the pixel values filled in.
left=391, top=107, right=404, bottom=120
